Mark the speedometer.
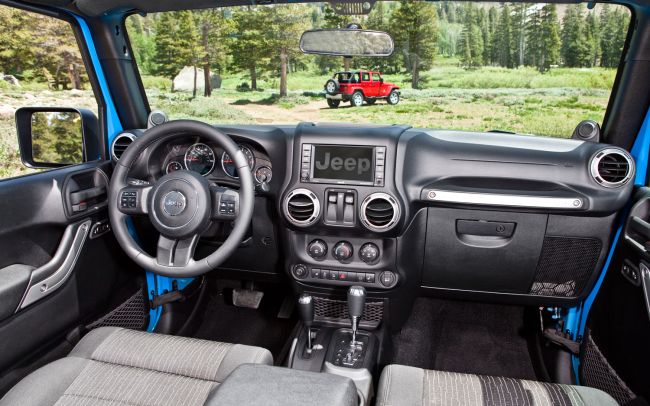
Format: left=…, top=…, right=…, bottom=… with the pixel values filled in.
left=221, top=146, right=255, bottom=178
left=184, top=143, right=215, bottom=176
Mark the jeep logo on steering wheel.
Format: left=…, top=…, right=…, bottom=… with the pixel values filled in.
left=162, top=191, right=187, bottom=216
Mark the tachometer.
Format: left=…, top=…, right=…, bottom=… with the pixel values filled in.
left=165, top=161, right=183, bottom=174
left=221, top=146, right=255, bottom=178
left=184, top=143, right=216, bottom=176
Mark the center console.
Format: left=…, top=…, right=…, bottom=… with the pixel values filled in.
left=289, top=286, right=379, bottom=406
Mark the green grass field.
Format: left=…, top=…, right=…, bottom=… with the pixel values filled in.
left=0, top=61, right=618, bottom=179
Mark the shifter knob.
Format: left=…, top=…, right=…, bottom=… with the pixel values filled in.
left=298, top=294, right=314, bottom=328
left=347, top=286, right=366, bottom=319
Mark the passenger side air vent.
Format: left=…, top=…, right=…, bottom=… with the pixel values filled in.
left=590, top=148, right=634, bottom=188
left=284, top=188, right=321, bottom=226
left=360, top=193, right=400, bottom=232
left=111, top=133, right=136, bottom=161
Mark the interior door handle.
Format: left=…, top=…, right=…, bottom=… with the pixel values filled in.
left=16, top=220, right=91, bottom=310
left=630, top=216, right=650, bottom=240
left=69, top=186, right=106, bottom=205
left=639, top=263, right=650, bottom=322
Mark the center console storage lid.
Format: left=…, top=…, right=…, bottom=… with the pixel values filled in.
left=205, top=364, right=358, bottom=406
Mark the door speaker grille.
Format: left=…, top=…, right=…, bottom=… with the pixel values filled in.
left=581, top=330, right=635, bottom=405
left=87, top=289, right=148, bottom=331
left=529, top=236, right=601, bottom=297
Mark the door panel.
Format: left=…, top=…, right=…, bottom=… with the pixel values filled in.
left=582, top=187, right=650, bottom=403
left=0, top=161, right=142, bottom=392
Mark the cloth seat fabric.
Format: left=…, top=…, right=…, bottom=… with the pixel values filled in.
left=376, top=364, right=618, bottom=406
left=0, top=327, right=273, bottom=406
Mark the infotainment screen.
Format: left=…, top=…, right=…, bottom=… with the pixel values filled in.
left=312, top=145, right=375, bottom=183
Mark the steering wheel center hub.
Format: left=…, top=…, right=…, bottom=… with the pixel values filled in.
left=162, top=190, right=187, bottom=216
left=148, top=171, right=211, bottom=239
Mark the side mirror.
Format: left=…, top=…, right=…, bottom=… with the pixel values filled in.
left=15, top=107, right=100, bottom=169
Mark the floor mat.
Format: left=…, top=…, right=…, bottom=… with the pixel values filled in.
left=388, top=297, right=537, bottom=380
left=193, top=281, right=296, bottom=363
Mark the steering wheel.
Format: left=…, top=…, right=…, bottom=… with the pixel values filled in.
left=108, top=120, right=254, bottom=277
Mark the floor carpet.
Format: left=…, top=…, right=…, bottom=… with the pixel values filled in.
left=388, top=297, right=537, bottom=380
left=193, top=280, right=296, bottom=364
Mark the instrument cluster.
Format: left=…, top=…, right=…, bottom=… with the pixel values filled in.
left=157, top=139, right=272, bottom=184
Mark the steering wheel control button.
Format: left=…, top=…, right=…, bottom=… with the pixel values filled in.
left=120, top=190, right=138, bottom=209
left=307, top=239, right=328, bottom=259
left=162, top=191, right=187, bottom=216
left=293, top=264, right=308, bottom=279
left=213, top=188, right=240, bottom=218
left=380, top=271, right=397, bottom=287
left=333, top=241, right=353, bottom=262
left=359, top=243, right=380, bottom=263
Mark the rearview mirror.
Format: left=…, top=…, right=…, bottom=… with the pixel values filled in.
left=15, top=107, right=100, bottom=169
left=300, top=29, right=394, bottom=57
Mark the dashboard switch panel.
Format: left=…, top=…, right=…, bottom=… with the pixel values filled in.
left=290, top=264, right=397, bottom=289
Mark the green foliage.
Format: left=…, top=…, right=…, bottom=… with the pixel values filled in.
left=389, top=0, right=438, bottom=88
left=31, top=111, right=83, bottom=164
left=0, top=7, right=88, bottom=89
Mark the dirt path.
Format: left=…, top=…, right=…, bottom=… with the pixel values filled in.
left=226, top=99, right=328, bottom=124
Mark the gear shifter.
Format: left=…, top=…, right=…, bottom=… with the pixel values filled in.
left=347, top=285, right=366, bottom=343
left=298, top=294, right=314, bottom=352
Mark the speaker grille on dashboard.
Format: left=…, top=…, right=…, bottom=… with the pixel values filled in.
left=529, top=236, right=601, bottom=297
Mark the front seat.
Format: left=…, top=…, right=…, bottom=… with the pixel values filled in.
left=0, top=327, right=273, bottom=406
left=376, top=365, right=618, bottom=406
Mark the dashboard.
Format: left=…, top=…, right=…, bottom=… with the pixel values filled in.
left=113, top=122, right=635, bottom=326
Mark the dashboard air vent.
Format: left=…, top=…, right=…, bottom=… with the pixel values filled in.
left=590, top=148, right=634, bottom=188
left=284, top=188, right=320, bottom=226
left=360, top=193, right=400, bottom=232
left=111, top=133, right=136, bottom=161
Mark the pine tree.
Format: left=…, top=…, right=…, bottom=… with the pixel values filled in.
left=511, top=3, right=528, bottom=68
left=583, top=11, right=600, bottom=67
left=561, top=5, right=590, bottom=67
left=600, top=5, right=628, bottom=68
left=230, top=8, right=271, bottom=90
left=493, top=4, right=514, bottom=68
left=389, top=0, right=438, bottom=89
left=487, top=6, right=499, bottom=65
left=153, top=13, right=182, bottom=80
left=458, top=2, right=484, bottom=68
left=538, top=4, right=561, bottom=72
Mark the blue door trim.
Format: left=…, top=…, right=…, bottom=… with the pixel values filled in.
left=566, top=107, right=650, bottom=381
left=71, top=13, right=192, bottom=332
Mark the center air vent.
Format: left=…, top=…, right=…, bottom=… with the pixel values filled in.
left=590, top=148, right=634, bottom=188
left=284, top=188, right=320, bottom=226
left=360, top=193, right=400, bottom=232
left=111, top=133, right=136, bottom=161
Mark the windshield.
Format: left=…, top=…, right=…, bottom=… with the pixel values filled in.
left=126, top=1, right=630, bottom=138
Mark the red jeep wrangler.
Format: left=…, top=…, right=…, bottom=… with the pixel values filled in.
left=324, top=70, right=400, bottom=108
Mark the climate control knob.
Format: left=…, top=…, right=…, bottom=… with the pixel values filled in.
left=332, top=241, right=354, bottom=262
left=307, top=239, right=328, bottom=259
left=359, top=243, right=380, bottom=263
